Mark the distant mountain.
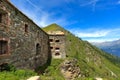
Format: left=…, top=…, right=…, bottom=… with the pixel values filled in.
left=92, top=39, right=120, bottom=57
left=42, top=24, right=120, bottom=80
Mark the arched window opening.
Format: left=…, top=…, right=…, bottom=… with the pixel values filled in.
left=36, top=43, right=41, bottom=55
left=25, top=24, right=28, bottom=33
left=0, top=40, right=8, bottom=55
left=37, top=31, right=39, bottom=38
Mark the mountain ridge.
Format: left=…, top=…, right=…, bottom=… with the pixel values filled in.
left=42, top=23, right=120, bottom=80
left=92, top=39, right=120, bottom=57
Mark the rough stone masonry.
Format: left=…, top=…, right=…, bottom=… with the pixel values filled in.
left=0, top=0, right=50, bottom=70
left=48, top=31, right=66, bottom=59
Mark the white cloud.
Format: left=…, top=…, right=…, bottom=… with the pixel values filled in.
left=117, top=0, right=120, bottom=4
left=34, top=13, right=49, bottom=27
left=26, top=0, right=38, bottom=9
left=79, top=0, right=120, bottom=11
left=87, top=38, right=119, bottom=43
left=11, top=0, right=69, bottom=27
left=70, top=28, right=120, bottom=42
left=80, top=0, right=99, bottom=11
left=92, top=0, right=99, bottom=11
left=37, top=14, right=69, bottom=27
left=10, top=0, right=120, bottom=43
left=80, top=0, right=99, bottom=6
left=75, top=30, right=109, bottom=38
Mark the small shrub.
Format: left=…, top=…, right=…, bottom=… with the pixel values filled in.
left=14, top=69, right=36, bottom=77
left=0, top=63, right=16, bottom=72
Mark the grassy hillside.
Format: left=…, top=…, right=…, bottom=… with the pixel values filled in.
left=0, top=69, right=37, bottom=80
left=42, top=23, right=120, bottom=80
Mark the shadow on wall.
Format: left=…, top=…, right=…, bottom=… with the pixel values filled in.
left=0, top=63, right=16, bottom=72
left=35, top=42, right=52, bottom=74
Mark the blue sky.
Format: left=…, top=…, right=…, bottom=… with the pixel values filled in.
left=10, top=0, right=120, bottom=42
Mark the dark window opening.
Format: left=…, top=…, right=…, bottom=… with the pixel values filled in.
left=0, top=40, right=8, bottom=55
left=50, top=47, right=53, bottom=49
left=36, top=43, right=41, bottom=55
left=15, top=10, right=18, bottom=15
left=0, top=0, right=2, bottom=4
left=55, top=47, right=60, bottom=50
left=55, top=52, right=60, bottom=56
left=55, top=40, right=60, bottom=42
left=37, top=32, right=39, bottom=38
left=0, top=12, right=7, bottom=24
left=49, top=39, right=53, bottom=42
left=25, top=24, right=28, bottom=33
left=0, top=13, right=2, bottom=23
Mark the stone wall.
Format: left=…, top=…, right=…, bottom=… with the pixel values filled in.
left=49, top=34, right=66, bottom=59
left=0, top=0, right=49, bottom=70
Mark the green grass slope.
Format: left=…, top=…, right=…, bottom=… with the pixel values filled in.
left=0, top=69, right=37, bottom=80
left=42, top=23, right=120, bottom=80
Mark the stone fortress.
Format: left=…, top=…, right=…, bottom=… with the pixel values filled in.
left=0, top=0, right=66, bottom=70
left=48, top=31, right=66, bottom=59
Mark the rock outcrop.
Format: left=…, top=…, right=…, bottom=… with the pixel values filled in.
left=60, top=59, right=81, bottom=80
